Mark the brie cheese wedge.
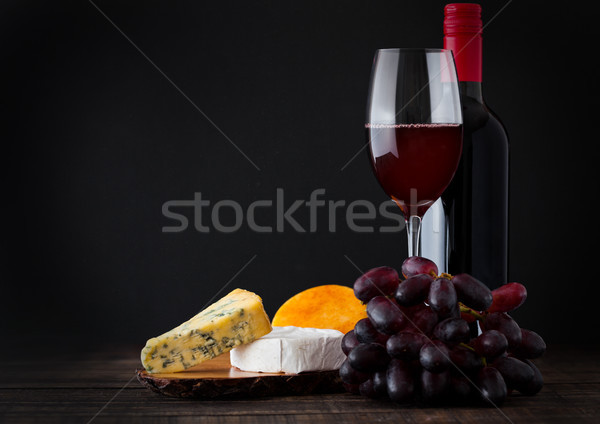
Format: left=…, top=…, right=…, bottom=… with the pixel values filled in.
left=229, top=326, right=345, bottom=374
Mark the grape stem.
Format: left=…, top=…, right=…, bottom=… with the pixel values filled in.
left=458, top=343, right=487, bottom=366
left=459, top=342, right=475, bottom=352
left=459, top=303, right=485, bottom=321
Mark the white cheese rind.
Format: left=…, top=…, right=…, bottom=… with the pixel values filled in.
left=229, top=326, right=345, bottom=374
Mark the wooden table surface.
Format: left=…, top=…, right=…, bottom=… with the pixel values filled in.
left=1, top=344, right=598, bottom=423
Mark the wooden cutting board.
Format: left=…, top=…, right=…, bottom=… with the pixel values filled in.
left=136, top=352, right=344, bottom=399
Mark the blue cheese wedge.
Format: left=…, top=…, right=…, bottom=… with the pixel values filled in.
left=229, top=326, right=345, bottom=374
left=141, top=288, right=272, bottom=373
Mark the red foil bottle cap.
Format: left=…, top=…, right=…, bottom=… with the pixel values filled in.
left=444, top=3, right=482, bottom=36
left=443, top=3, right=482, bottom=82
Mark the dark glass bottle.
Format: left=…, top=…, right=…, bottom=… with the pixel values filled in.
left=440, top=3, right=509, bottom=289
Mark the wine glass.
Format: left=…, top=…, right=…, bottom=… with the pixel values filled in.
left=366, top=48, right=463, bottom=258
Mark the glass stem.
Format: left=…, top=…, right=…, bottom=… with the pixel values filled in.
left=406, top=215, right=422, bottom=258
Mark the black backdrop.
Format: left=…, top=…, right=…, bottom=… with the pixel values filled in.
left=2, top=0, right=598, bottom=353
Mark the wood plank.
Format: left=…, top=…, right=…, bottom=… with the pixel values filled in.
left=0, top=384, right=598, bottom=422
left=1, top=344, right=598, bottom=389
left=0, top=344, right=598, bottom=423
left=0, top=344, right=142, bottom=389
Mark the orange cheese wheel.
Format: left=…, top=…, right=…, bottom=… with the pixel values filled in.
left=272, top=284, right=367, bottom=334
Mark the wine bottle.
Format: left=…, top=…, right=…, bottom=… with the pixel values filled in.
left=423, top=3, right=509, bottom=288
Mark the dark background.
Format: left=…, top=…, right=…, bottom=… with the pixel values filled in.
left=1, top=0, right=597, bottom=353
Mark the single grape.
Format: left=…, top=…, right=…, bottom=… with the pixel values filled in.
left=341, top=330, right=360, bottom=355
left=395, top=274, right=434, bottom=306
left=403, top=303, right=439, bottom=335
left=451, top=273, right=493, bottom=311
left=386, top=332, right=427, bottom=360
left=490, top=356, right=534, bottom=391
left=449, top=345, right=484, bottom=372
left=420, top=369, right=450, bottom=404
left=481, top=312, right=522, bottom=349
left=339, top=359, right=370, bottom=385
left=354, top=318, right=390, bottom=345
left=419, top=340, right=450, bottom=373
left=348, top=342, right=390, bottom=372
left=471, top=330, right=508, bottom=359
left=353, top=266, right=400, bottom=302
left=488, top=282, right=527, bottom=313
left=511, top=329, right=546, bottom=359
left=367, top=296, right=406, bottom=335
left=476, top=366, right=508, bottom=406
left=518, top=359, right=544, bottom=395
left=372, top=369, right=388, bottom=397
left=433, top=317, right=470, bottom=344
left=401, top=256, right=438, bottom=279
left=386, top=359, right=415, bottom=403
left=427, top=277, right=458, bottom=319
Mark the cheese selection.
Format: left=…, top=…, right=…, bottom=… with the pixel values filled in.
left=229, top=326, right=346, bottom=374
left=141, top=288, right=272, bottom=373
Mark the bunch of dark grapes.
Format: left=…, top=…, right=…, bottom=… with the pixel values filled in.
left=340, top=257, right=545, bottom=406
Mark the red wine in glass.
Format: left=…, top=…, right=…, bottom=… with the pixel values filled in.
left=366, top=48, right=463, bottom=258
left=367, top=123, right=462, bottom=218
